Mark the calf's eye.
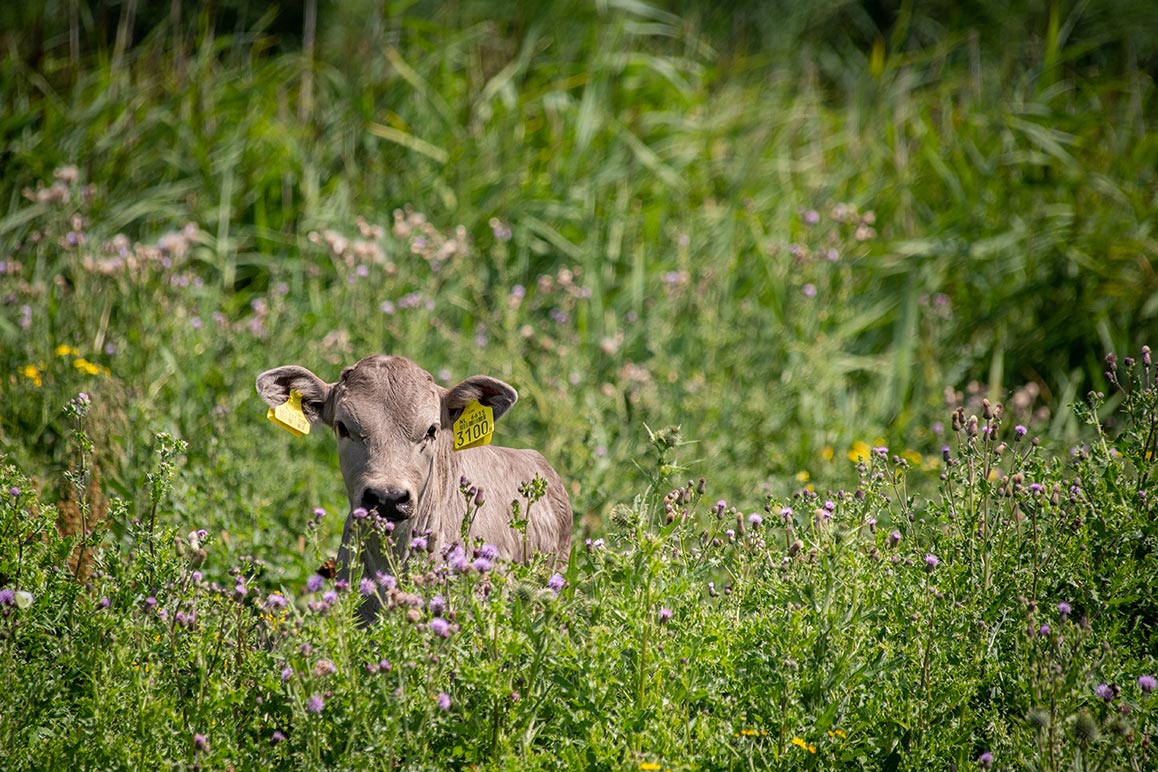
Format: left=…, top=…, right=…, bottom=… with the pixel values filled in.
left=336, top=421, right=351, bottom=439
left=425, top=424, right=438, bottom=441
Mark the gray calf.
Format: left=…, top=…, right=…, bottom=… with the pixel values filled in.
left=257, top=355, right=572, bottom=615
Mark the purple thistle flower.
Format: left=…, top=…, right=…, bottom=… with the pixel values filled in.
left=658, top=607, right=673, bottom=623
left=824, top=500, right=836, bottom=513
left=193, top=733, right=208, bottom=752
left=271, top=730, right=286, bottom=745
left=306, top=694, right=325, bottom=713
left=978, top=751, right=993, bottom=769
left=436, top=692, right=451, bottom=710
left=888, top=531, right=902, bottom=548
left=924, top=553, right=939, bottom=570
left=359, top=578, right=376, bottom=596
left=1038, top=624, right=1051, bottom=636
left=546, top=573, right=566, bottom=593
left=322, top=590, right=338, bottom=604
left=0, top=589, right=13, bottom=607
left=780, top=506, right=793, bottom=521
left=234, top=580, right=248, bottom=598
left=281, top=666, right=294, bottom=681
left=1015, top=425, right=1027, bottom=439
left=410, top=536, right=428, bottom=551
left=266, top=593, right=288, bottom=610
left=480, top=543, right=499, bottom=560
left=472, top=557, right=492, bottom=573
left=145, top=596, right=157, bottom=610
left=314, top=659, right=337, bottom=677
left=306, top=574, right=324, bottom=593
left=1095, top=683, right=1114, bottom=701
left=430, top=617, right=451, bottom=638
left=353, top=507, right=368, bottom=520
left=8, top=487, right=19, bottom=498
left=747, top=513, right=763, bottom=527
left=98, top=596, right=110, bottom=609
left=1138, top=674, right=1157, bottom=693
left=376, top=572, right=396, bottom=590
left=429, top=595, right=446, bottom=616
left=1058, top=601, right=1071, bottom=619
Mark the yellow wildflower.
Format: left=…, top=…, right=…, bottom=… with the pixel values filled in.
left=790, top=737, right=816, bottom=753
left=820, top=445, right=835, bottom=461
left=847, top=440, right=872, bottom=462
left=20, top=364, right=43, bottom=387
left=639, top=763, right=663, bottom=771
left=794, top=470, right=810, bottom=483
left=901, top=449, right=922, bottom=465
left=73, top=358, right=109, bottom=377
left=55, top=344, right=80, bottom=357
left=827, top=729, right=847, bottom=738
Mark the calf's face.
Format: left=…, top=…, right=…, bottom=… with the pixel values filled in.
left=256, top=355, right=517, bottom=523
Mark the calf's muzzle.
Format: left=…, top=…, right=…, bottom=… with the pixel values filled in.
left=360, top=486, right=414, bottom=521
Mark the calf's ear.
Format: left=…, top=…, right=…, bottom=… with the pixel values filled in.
left=443, top=375, right=518, bottom=424
left=256, top=365, right=333, bottom=426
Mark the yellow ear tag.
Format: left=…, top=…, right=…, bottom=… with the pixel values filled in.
left=453, top=400, right=493, bottom=451
left=267, top=390, right=311, bottom=436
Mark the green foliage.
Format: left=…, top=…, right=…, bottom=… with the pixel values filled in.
left=1, top=1, right=1157, bottom=768
left=3, top=372, right=1158, bottom=768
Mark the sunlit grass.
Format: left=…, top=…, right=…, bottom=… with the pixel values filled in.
left=1, top=1, right=1157, bottom=768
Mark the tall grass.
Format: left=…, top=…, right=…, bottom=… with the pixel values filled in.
left=1, top=2, right=1157, bottom=767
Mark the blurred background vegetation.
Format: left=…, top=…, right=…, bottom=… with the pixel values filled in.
left=1, top=0, right=1156, bottom=579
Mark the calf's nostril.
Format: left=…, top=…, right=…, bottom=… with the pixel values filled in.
left=360, top=487, right=412, bottom=520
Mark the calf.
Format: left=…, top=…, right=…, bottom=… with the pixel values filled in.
left=257, top=355, right=572, bottom=617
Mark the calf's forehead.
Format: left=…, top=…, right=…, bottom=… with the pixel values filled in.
left=329, top=356, right=441, bottom=427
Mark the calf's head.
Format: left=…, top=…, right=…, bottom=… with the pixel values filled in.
left=256, top=355, right=517, bottom=522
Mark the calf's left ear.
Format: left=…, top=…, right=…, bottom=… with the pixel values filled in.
left=443, top=375, right=518, bottom=424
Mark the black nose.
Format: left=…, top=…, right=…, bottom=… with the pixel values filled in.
left=361, top=487, right=413, bottom=521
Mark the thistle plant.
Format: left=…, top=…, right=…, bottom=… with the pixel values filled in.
left=145, top=432, right=187, bottom=563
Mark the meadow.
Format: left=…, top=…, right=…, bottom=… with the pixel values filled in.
left=2, top=0, right=1157, bottom=768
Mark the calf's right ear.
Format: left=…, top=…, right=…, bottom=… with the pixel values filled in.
left=256, top=366, right=333, bottom=426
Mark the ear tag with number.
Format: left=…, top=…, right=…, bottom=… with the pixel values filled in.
left=453, top=400, right=493, bottom=451
left=267, top=390, right=311, bottom=436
